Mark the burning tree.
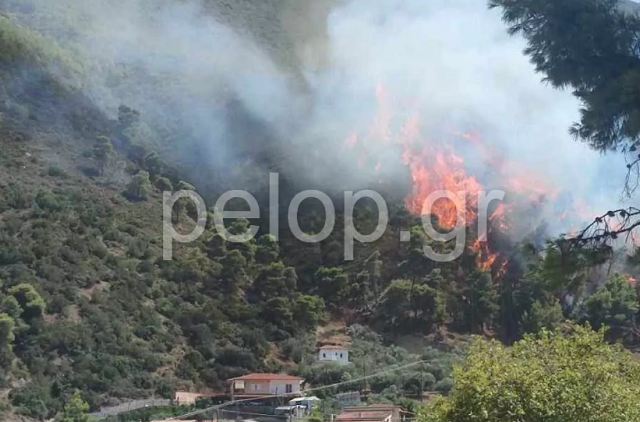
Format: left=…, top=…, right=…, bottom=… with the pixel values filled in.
left=346, top=81, right=588, bottom=284
left=337, top=74, right=640, bottom=342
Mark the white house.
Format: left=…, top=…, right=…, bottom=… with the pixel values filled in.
left=318, top=345, right=349, bottom=363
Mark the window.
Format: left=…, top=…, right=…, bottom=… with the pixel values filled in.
left=252, top=384, right=261, bottom=391
left=340, top=353, right=343, bottom=358
left=322, top=353, right=326, bottom=358
left=286, top=384, right=293, bottom=393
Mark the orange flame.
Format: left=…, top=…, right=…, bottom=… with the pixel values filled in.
left=469, top=235, right=499, bottom=272
left=346, top=82, right=588, bottom=275
left=403, top=149, right=482, bottom=230
left=496, top=259, right=509, bottom=280
left=489, top=203, right=510, bottom=232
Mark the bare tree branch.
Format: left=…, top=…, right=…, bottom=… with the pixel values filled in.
left=623, top=152, right=640, bottom=198
left=566, top=207, right=640, bottom=247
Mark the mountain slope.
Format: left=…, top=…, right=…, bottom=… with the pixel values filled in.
left=0, top=1, right=637, bottom=421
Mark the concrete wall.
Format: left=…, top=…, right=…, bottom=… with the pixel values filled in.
left=269, top=380, right=302, bottom=395
left=243, top=380, right=271, bottom=394
left=91, top=398, right=171, bottom=418
left=174, top=392, right=203, bottom=404
left=318, top=348, right=349, bottom=363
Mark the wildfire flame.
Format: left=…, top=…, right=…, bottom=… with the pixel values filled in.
left=403, top=149, right=482, bottom=230
left=470, top=235, right=498, bottom=272
left=346, top=83, right=595, bottom=277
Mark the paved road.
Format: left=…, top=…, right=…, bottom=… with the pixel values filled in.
left=90, top=398, right=172, bottom=418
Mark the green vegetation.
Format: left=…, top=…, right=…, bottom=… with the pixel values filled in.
left=294, top=325, right=464, bottom=402
left=101, top=402, right=208, bottom=422
left=60, top=391, right=90, bottom=422
left=125, top=170, right=152, bottom=201
left=0, top=14, right=82, bottom=78
left=0, top=0, right=639, bottom=421
left=489, top=0, right=640, bottom=153
left=419, top=324, right=640, bottom=422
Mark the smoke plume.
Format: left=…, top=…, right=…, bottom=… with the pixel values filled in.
left=4, top=0, right=631, bottom=236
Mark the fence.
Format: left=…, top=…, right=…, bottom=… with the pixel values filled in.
left=90, top=398, right=172, bottom=418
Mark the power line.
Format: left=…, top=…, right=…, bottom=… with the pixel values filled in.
left=215, top=409, right=279, bottom=417
left=167, top=359, right=428, bottom=420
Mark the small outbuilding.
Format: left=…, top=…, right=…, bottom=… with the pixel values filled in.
left=318, top=344, right=349, bottom=363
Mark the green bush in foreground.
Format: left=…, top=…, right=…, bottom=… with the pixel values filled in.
left=420, top=324, right=640, bottom=422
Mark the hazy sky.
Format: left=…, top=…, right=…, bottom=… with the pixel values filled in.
left=297, top=0, right=629, bottom=224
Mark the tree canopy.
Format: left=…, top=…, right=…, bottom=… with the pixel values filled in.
left=420, top=324, right=640, bottom=422
left=4, top=0, right=640, bottom=419
left=489, top=0, right=640, bottom=251
left=60, top=391, right=90, bottom=422
left=489, top=0, right=640, bottom=153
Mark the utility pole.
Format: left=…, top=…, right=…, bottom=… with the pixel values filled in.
left=362, top=359, right=367, bottom=399
left=362, top=358, right=370, bottom=402
left=419, top=367, right=424, bottom=403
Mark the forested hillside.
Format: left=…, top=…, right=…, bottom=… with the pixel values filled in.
left=0, top=0, right=639, bottom=421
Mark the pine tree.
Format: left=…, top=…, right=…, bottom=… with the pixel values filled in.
left=125, top=170, right=152, bottom=201
left=489, top=0, right=640, bottom=152
left=574, top=273, right=639, bottom=340
left=93, top=135, right=114, bottom=175
left=460, top=270, right=499, bottom=333
left=61, top=391, right=90, bottom=422
left=143, top=150, right=162, bottom=180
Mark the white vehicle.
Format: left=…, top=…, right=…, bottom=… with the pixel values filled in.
left=274, top=405, right=306, bottom=420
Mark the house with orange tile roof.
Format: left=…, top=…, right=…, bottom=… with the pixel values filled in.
left=228, top=373, right=305, bottom=400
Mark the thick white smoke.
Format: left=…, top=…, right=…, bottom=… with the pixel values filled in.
left=296, top=0, right=630, bottom=233
left=5, top=0, right=631, bottom=232
left=6, top=0, right=301, bottom=190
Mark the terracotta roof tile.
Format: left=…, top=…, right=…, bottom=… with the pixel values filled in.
left=338, top=412, right=391, bottom=418
left=228, top=373, right=304, bottom=381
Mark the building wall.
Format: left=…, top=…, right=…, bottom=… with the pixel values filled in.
left=269, top=380, right=302, bottom=395
left=342, top=405, right=400, bottom=422
left=318, top=348, right=349, bottom=363
left=335, top=391, right=361, bottom=406
left=241, top=380, right=271, bottom=394
left=174, top=392, right=202, bottom=404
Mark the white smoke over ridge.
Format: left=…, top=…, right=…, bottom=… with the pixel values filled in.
left=296, top=0, right=629, bottom=231
left=6, top=0, right=301, bottom=187
left=5, top=0, right=630, bottom=231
